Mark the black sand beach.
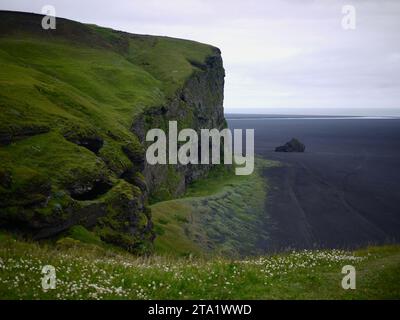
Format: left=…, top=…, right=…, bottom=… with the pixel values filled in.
left=228, top=115, right=400, bottom=252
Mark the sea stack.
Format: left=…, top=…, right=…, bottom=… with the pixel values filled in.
left=275, top=138, right=305, bottom=152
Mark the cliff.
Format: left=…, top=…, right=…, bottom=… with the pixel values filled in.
left=0, top=11, right=226, bottom=253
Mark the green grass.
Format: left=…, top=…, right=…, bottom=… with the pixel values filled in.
left=151, top=159, right=279, bottom=257
left=1, top=12, right=398, bottom=300
left=0, top=17, right=215, bottom=183
left=0, top=12, right=218, bottom=236
left=0, top=232, right=399, bottom=300
left=185, top=164, right=247, bottom=197
left=65, top=225, right=104, bottom=246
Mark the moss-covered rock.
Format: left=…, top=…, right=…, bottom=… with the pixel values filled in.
left=0, top=11, right=225, bottom=254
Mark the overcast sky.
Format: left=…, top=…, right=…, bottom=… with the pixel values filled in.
left=1, top=0, right=400, bottom=113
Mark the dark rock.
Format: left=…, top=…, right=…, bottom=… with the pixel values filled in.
left=122, top=143, right=145, bottom=171
left=0, top=28, right=225, bottom=254
left=64, top=132, right=103, bottom=154
left=30, top=201, right=109, bottom=240
left=275, top=138, right=305, bottom=153
left=0, top=171, right=51, bottom=209
left=74, top=136, right=103, bottom=154
left=131, top=49, right=226, bottom=200
left=68, top=179, right=113, bottom=201
left=0, top=125, right=50, bottom=146
left=133, top=176, right=148, bottom=193
left=95, top=184, right=155, bottom=254
left=0, top=131, right=12, bottom=145
left=0, top=170, right=12, bottom=189
left=120, top=169, right=148, bottom=194
left=188, top=59, right=208, bottom=71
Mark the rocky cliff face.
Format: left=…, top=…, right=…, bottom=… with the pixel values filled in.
left=132, top=52, right=226, bottom=201
left=0, top=11, right=225, bottom=254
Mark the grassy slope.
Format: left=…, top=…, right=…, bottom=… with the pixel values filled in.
left=0, top=11, right=215, bottom=217
left=151, top=159, right=279, bottom=257
left=0, top=232, right=399, bottom=299
left=2, top=13, right=398, bottom=300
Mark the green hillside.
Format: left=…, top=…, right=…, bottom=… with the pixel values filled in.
left=0, top=10, right=214, bottom=184
left=152, top=159, right=277, bottom=257
left=0, top=11, right=220, bottom=251
left=0, top=232, right=399, bottom=299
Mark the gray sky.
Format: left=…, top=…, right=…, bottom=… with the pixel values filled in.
left=1, top=0, right=400, bottom=113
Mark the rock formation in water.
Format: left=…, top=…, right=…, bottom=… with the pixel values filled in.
left=275, top=138, right=305, bottom=152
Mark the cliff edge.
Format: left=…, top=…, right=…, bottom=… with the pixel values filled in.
left=0, top=11, right=226, bottom=253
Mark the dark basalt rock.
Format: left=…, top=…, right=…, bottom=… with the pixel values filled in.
left=0, top=170, right=12, bottom=189
left=275, top=138, right=305, bottom=153
left=0, top=125, right=50, bottom=146
left=0, top=14, right=225, bottom=254
left=64, top=133, right=104, bottom=154
left=120, top=169, right=148, bottom=194
left=0, top=171, right=51, bottom=209
left=122, top=143, right=145, bottom=171
left=131, top=49, right=226, bottom=200
left=0, top=131, right=12, bottom=145
left=73, top=136, right=103, bottom=154
left=68, top=179, right=113, bottom=201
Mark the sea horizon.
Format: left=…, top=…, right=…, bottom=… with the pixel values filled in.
left=224, top=107, right=400, bottom=117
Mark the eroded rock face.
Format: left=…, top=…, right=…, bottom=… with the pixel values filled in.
left=0, top=13, right=226, bottom=253
left=0, top=125, right=50, bottom=146
left=68, top=179, right=113, bottom=201
left=0, top=49, right=225, bottom=254
left=275, top=138, right=306, bottom=153
left=132, top=50, right=226, bottom=201
left=63, top=129, right=104, bottom=154
left=0, top=170, right=12, bottom=189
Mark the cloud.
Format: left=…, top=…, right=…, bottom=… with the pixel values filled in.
left=1, top=0, right=400, bottom=110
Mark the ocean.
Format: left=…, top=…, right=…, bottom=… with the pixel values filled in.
left=227, top=114, right=400, bottom=252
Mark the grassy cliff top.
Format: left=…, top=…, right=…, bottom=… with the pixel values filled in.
left=0, top=11, right=220, bottom=214
left=0, top=11, right=218, bottom=136
left=1, top=231, right=399, bottom=299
